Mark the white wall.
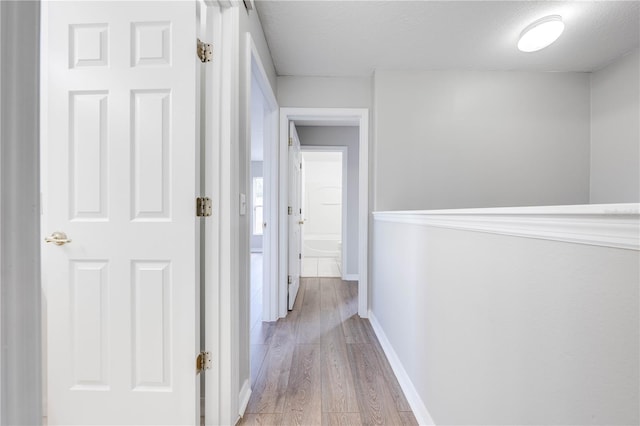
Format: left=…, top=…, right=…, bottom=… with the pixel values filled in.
left=0, top=2, right=3, bottom=419
left=374, top=70, right=592, bottom=211
left=277, top=76, right=372, bottom=108
left=590, top=48, right=640, bottom=203
left=246, top=11, right=276, bottom=91
left=250, top=74, right=265, bottom=163
left=0, top=1, right=42, bottom=423
left=298, top=127, right=359, bottom=276
left=372, top=211, right=639, bottom=425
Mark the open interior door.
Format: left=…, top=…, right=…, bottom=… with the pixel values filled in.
left=288, top=122, right=302, bottom=310
left=43, top=2, right=199, bottom=424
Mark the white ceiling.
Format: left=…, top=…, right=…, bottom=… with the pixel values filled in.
left=255, top=1, right=640, bottom=76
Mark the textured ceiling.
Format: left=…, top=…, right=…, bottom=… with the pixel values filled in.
left=255, top=1, right=640, bottom=76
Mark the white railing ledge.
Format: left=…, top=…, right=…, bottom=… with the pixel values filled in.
left=374, top=203, right=640, bottom=216
left=373, top=203, right=640, bottom=251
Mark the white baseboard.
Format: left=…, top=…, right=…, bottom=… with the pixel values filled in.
left=238, top=379, right=251, bottom=417
left=342, top=273, right=359, bottom=281
left=368, top=311, right=436, bottom=426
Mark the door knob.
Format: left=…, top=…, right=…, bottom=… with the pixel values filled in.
left=45, top=231, right=72, bottom=246
left=298, top=220, right=305, bottom=225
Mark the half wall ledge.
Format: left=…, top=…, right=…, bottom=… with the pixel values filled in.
left=372, top=203, right=640, bottom=251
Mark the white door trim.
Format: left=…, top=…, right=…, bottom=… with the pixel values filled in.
left=199, top=1, right=221, bottom=425
left=279, top=108, right=369, bottom=318
left=246, top=34, right=279, bottom=322
left=202, top=2, right=238, bottom=425
left=299, top=146, right=349, bottom=281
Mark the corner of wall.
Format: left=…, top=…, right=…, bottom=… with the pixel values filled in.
left=0, top=1, right=3, bottom=420
left=368, top=71, right=377, bottom=314
left=588, top=70, right=594, bottom=204
left=588, top=47, right=640, bottom=204
left=370, top=70, right=378, bottom=213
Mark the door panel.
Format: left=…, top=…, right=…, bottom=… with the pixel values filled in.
left=44, top=2, right=198, bottom=424
left=288, top=122, right=302, bottom=310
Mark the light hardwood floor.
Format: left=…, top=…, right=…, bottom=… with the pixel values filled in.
left=242, top=278, right=417, bottom=426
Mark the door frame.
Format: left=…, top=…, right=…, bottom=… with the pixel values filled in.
left=199, top=1, right=222, bottom=424
left=279, top=108, right=369, bottom=318
left=246, top=34, right=279, bottom=323
left=299, top=146, right=349, bottom=281
left=200, top=1, right=238, bottom=425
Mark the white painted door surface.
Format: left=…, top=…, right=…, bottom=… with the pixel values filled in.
left=288, top=122, right=302, bottom=310
left=44, top=2, right=198, bottom=424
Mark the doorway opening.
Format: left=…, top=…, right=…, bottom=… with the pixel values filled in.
left=279, top=109, right=369, bottom=318
left=299, top=148, right=346, bottom=279
left=246, top=34, right=279, bottom=395
left=249, top=75, right=267, bottom=340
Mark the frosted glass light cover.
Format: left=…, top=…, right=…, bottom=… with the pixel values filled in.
left=518, top=15, right=565, bottom=53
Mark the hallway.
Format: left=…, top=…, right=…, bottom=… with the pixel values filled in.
left=242, top=278, right=417, bottom=425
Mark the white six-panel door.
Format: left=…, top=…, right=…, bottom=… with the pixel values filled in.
left=44, top=2, right=198, bottom=424
left=288, top=122, right=302, bottom=310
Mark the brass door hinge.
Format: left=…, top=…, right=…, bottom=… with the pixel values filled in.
left=196, top=351, right=212, bottom=374
left=197, top=39, right=213, bottom=63
left=288, top=275, right=292, bottom=285
left=288, top=137, right=293, bottom=147
left=196, top=197, right=212, bottom=217
left=288, top=206, right=293, bottom=215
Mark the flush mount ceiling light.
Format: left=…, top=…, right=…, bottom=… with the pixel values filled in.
left=518, top=15, right=565, bottom=52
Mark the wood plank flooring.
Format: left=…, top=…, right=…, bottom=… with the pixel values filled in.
left=242, top=278, right=417, bottom=426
